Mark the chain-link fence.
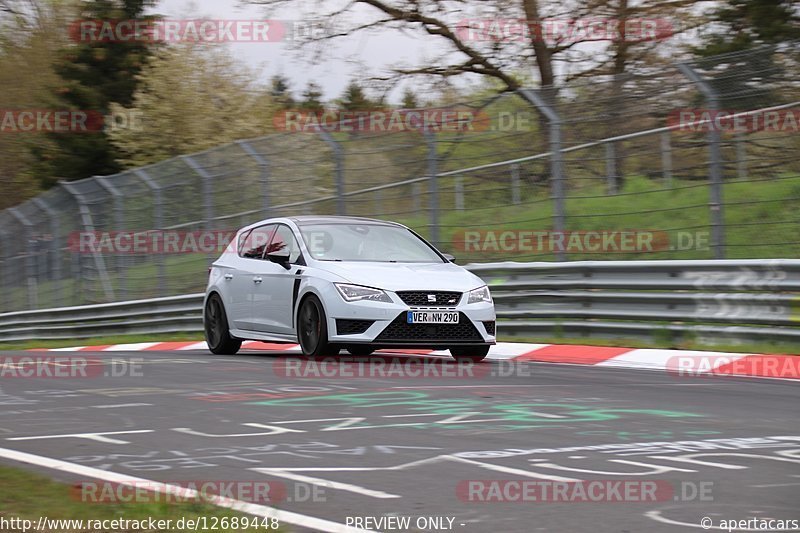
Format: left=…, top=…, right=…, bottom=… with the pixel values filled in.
left=1, top=44, right=798, bottom=311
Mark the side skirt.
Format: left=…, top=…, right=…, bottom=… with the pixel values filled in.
left=228, top=328, right=298, bottom=344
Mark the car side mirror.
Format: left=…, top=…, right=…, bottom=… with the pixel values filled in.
left=267, top=251, right=291, bottom=269
left=443, top=253, right=456, bottom=263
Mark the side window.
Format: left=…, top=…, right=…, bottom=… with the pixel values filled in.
left=239, top=224, right=276, bottom=259
left=237, top=229, right=252, bottom=255
left=268, top=225, right=302, bottom=264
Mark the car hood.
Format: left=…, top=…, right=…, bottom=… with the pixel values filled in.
left=314, top=261, right=486, bottom=292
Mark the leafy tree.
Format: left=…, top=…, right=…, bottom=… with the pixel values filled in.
left=245, top=0, right=704, bottom=185
left=689, top=0, right=799, bottom=111
left=270, top=74, right=295, bottom=108
left=0, top=0, right=72, bottom=207
left=247, top=0, right=704, bottom=90
left=299, top=81, right=324, bottom=113
left=400, top=87, right=418, bottom=108
left=108, top=44, right=274, bottom=167
left=339, top=80, right=373, bottom=111
left=33, top=0, right=158, bottom=186
left=694, top=0, right=800, bottom=56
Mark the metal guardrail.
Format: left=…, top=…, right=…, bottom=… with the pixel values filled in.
left=0, top=260, right=798, bottom=346
left=0, top=294, right=204, bottom=342
left=477, top=259, right=800, bottom=345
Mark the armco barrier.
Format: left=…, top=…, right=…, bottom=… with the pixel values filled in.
left=0, top=260, right=798, bottom=345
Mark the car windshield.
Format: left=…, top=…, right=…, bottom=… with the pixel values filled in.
left=298, top=223, right=444, bottom=263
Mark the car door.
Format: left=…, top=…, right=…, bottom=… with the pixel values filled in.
left=250, top=224, right=304, bottom=335
left=228, top=224, right=276, bottom=331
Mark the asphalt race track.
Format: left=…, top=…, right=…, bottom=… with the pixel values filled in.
left=0, top=348, right=798, bottom=533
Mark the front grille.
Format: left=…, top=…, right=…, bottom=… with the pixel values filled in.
left=375, top=312, right=482, bottom=343
left=336, top=319, right=375, bottom=335
left=483, top=321, right=496, bottom=335
left=396, top=291, right=462, bottom=307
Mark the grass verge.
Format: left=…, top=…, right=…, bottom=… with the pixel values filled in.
left=0, top=332, right=203, bottom=351
left=0, top=465, right=281, bottom=532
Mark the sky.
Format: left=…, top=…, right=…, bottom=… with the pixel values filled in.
left=148, top=0, right=711, bottom=104
left=153, top=0, right=437, bottom=103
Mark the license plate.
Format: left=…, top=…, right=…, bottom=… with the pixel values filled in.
left=407, top=311, right=459, bottom=324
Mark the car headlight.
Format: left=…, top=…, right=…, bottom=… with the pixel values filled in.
left=335, top=283, right=392, bottom=303
left=467, top=285, right=492, bottom=304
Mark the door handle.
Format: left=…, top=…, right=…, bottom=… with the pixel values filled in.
left=253, top=276, right=263, bottom=284
left=224, top=273, right=233, bottom=280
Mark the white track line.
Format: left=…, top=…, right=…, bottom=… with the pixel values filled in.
left=176, top=341, right=208, bottom=350
left=488, top=343, right=550, bottom=358
left=48, top=346, right=86, bottom=351
left=596, top=348, right=750, bottom=370
left=0, top=447, right=375, bottom=533
left=102, top=342, right=160, bottom=351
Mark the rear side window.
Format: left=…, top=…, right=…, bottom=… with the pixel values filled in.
left=237, top=230, right=252, bottom=255
left=239, top=224, right=276, bottom=259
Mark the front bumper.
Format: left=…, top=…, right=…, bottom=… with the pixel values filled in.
left=322, top=287, right=496, bottom=347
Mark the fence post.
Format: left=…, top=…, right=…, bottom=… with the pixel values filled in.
left=181, top=155, right=219, bottom=270
left=60, top=181, right=115, bottom=303
left=96, top=176, right=127, bottom=299
left=518, top=88, right=566, bottom=261
left=318, top=131, right=345, bottom=215
left=511, top=164, right=521, bottom=204
left=8, top=208, right=38, bottom=309
left=736, top=132, right=747, bottom=180
left=661, top=130, right=673, bottom=187
left=423, top=128, right=439, bottom=247
left=181, top=155, right=215, bottom=231
left=605, top=142, right=618, bottom=194
left=374, top=189, right=383, bottom=217
left=454, top=175, right=464, bottom=210
left=678, top=62, right=725, bottom=259
left=70, top=233, right=81, bottom=306
left=135, top=169, right=167, bottom=297
left=32, top=197, right=63, bottom=308
left=0, top=229, right=8, bottom=311
left=237, top=140, right=271, bottom=217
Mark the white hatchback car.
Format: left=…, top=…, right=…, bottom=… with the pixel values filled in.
left=203, top=216, right=496, bottom=360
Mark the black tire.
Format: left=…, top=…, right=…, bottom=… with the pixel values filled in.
left=204, top=294, right=242, bottom=355
left=347, top=345, right=375, bottom=356
left=297, top=295, right=339, bottom=357
left=450, top=345, right=490, bottom=362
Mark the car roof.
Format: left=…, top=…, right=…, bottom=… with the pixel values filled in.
left=288, top=215, right=404, bottom=227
